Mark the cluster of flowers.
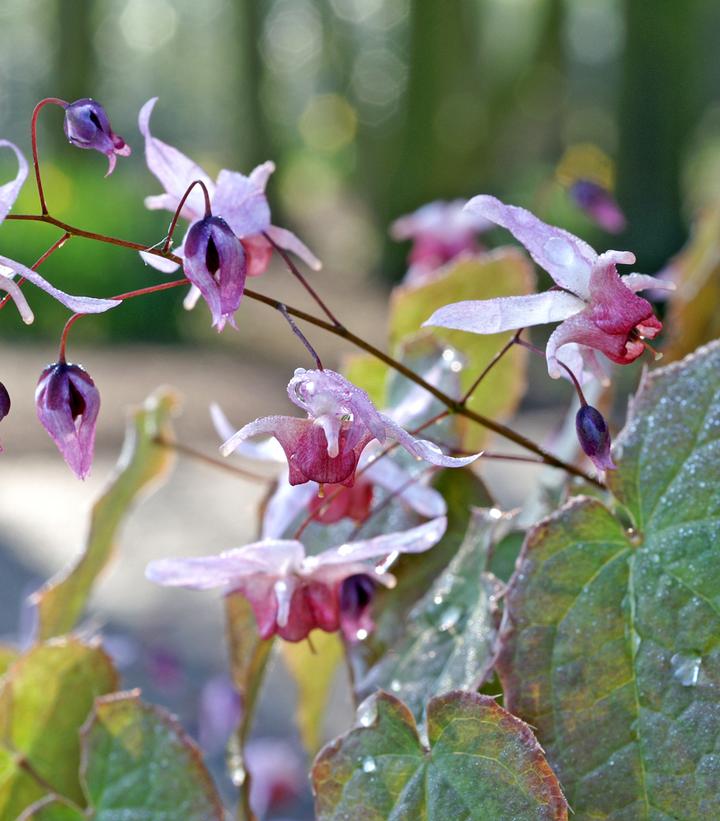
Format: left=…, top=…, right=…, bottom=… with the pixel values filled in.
left=0, top=96, right=671, bottom=643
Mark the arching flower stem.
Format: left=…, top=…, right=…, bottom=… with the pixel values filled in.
left=30, top=97, right=68, bottom=215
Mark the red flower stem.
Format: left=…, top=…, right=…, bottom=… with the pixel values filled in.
left=162, top=179, right=212, bottom=253
left=153, top=435, right=271, bottom=483
left=57, top=278, right=190, bottom=361
left=30, top=97, right=68, bottom=215
left=277, top=303, right=323, bottom=369
left=460, top=329, right=523, bottom=404
left=4, top=212, right=600, bottom=486
left=0, top=231, right=71, bottom=309
left=556, top=360, right=588, bottom=407
left=262, top=230, right=342, bottom=327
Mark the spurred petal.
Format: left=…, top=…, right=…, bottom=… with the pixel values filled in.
left=262, top=478, right=317, bottom=539
left=139, top=249, right=182, bottom=273
left=265, top=225, right=322, bottom=271
left=0, top=270, right=34, bottom=324
left=379, top=413, right=480, bottom=467
left=313, top=516, right=447, bottom=567
left=465, top=195, right=598, bottom=296
left=0, top=139, right=28, bottom=224
left=423, top=290, right=583, bottom=335
left=621, top=272, right=677, bottom=293
left=210, top=403, right=285, bottom=462
left=138, top=97, right=213, bottom=222
left=220, top=414, right=308, bottom=458
left=212, top=165, right=273, bottom=237
left=0, top=255, right=120, bottom=315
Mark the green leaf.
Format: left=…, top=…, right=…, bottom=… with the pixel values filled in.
left=367, top=467, right=493, bottom=656
left=0, top=639, right=119, bottom=817
left=31, top=389, right=179, bottom=640
left=389, top=250, right=533, bottom=449
left=358, top=509, right=505, bottom=720
left=79, top=691, right=224, bottom=819
left=281, top=630, right=344, bottom=755
left=312, top=690, right=568, bottom=820
left=343, top=353, right=388, bottom=407
left=498, top=340, right=720, bottom=820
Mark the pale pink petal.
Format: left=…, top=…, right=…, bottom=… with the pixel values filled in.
left=183, top=284, right=202, bottom=310
left=313, top=516, right=447, bottom=566
left=0, top=271, right=34, bottom=323
left=382, top=417, right=480, bottom=467
left=212, top=168, right=272, bottom=237
left=220, top=414, right=308, bottom=456
left=363, top=454, right=446, bottom=518
left=210, top=403, right=285, bottom=463
left=0, top=255, right=120, bottom=315
left=225, top=540, right=306, bottom=572
left=249, top=161, right=276, bottom=190
left=265, top=225, right=322, bottom=271
left=423, top=290, right=583, bottom=334
left=465, top=195, right=597, bottom=296
left=261, top=479, right=317, bottom=539
left=138, top=97, right=213, bottom=222
left=139, top=250, right=181, bottom=273
left=145, top=553, right=268, bottom=590
left=144, top=193, right=181, bottom=213
left=621, top=273, right=677, bottom=293
left=0, top=139, right=28, bottom=223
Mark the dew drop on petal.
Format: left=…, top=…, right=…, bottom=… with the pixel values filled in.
left=670, top=652, right=702, bottom=687
left=390, top=678, right=401, bottom=692
left=438, top=606, right=462, bottom=632
left=544, top=236, right=575, bottom=268
left=357, top=697, right=377, bottom=727
left=356, top=628, right=368, bottom=641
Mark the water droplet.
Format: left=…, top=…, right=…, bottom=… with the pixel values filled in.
left=433, top=595, right=444, bottom=606
left=488, top=507, right=503, bottom=520
left=356, top=696, right=378, bottom=727
left=544, top=236, right=575, bottom=267
left=362, top=756, right=377, bottom=773
left=355, top=628, right=368, bottom=641
left=671, top=652, right=702, bottom=687
left=390, top=679, right=401, bottom=692
left=226, top=735, right=246, bottom=787
left=450, top=360, right=462, bottom=373
left=438, top=606, right=462, bottom=632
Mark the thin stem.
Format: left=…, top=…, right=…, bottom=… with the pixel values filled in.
left=263, top=230, right=342, bottom=327
left=3, top=212, right=601, bottom=486
left=30, top=97, right=68, bottom=215
left=154, top=436, right=271, bottom=483
left=478, top=451, right=546, bottom=464
left=556, top=360, right=587, bottom=407
left=162, top=179, right=212, bottom=253
left=461, top=329, right=522, bottom=404
left=277, top=303, right=323, bottom=369
left=0, top=232, right=71, bottom=309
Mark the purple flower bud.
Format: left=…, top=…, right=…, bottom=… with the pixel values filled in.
left=0, top=381, right=10, bottom=422
left=576, top=404, right=616, bottom=472
left=63, top=98, right=131, bottom=176
left=35, top=362, right=100, bottom=479
left=339, top=573, right=377, bottom=642
left=183, top=215, right=247, bottom=332
left=569, top=180, right=626, bottom=234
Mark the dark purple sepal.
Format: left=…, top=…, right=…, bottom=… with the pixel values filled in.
left=339, top=573, right=377, bottom=642
left=0, top=381, right=9, bottom=453
left=183, top=215, right=247, bottom=331
left=576, top=404, right=616, bottom=472
left=63, top=98, right=131, bottom=176
left=35, top=362, right=100, bottom=479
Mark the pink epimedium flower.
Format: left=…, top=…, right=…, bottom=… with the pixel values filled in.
left=0, top=140, right=121, bottom=321
left=63, top=98, right=131, bottom=176
left=138, top=98, right=320, bottom=290
left=424, top=196, right=675, bottom=382
left=146, top=516, right=447, bottom=642
left=35, top=362, right=100, bottom=479
left=220, top=368, right=479, bottom=489
left=183, top=215, right=247, bottom=331
left=391, top=199, right=492, bottom=285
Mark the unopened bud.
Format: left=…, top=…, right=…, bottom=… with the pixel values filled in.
left=576, top=405, right=616, bottom=472
left=63, top=98, right=131, bottom=176
left=0, top=381, right=10, bottom=422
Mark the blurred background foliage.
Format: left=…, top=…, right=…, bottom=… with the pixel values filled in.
left=0, top=0, right=719, bottom=342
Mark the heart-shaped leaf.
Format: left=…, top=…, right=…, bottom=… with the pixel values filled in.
left=498, top=340, right=720, bottom=819
left=312, top=690, right=568, bottom=820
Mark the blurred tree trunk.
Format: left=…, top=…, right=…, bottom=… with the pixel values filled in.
left=616, top=0, right=702, bottom=270
left=54, top=0, right=97, bottom=101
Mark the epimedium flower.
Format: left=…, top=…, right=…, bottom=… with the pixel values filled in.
left=569, top=179, right=626, bottom=234
left=219, top=368, right=479, bottom=489
left=35, top=362, right=100, bottom=479
left=137, top=98, right=320, bottom=301
left=575, top=404, right=616, bottom=472
left=390, top=199, right=492, bottom=285
left=0, top=140, right=121, bottom=321
left=424, top=196, right=675, bottom=383
left=145, top=516, right=447, bottom=642
left=212, top=404, right=447, bottom=538
left=183, top=214, right=247, bottom=331
left=63, top=98, right=131, bottom=176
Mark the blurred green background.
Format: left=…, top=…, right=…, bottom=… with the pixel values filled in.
left=0, top=0, right=719, bottom=342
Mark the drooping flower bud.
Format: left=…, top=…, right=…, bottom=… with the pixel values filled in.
left=0, top=381, right=10, bottom=453
left=63, top=98, right=131, bottom=176
left=183, top=215, right=247, bottom=331
left=35, top=362, right=100, bottom=479
left=576, top=404, right=616, bottom=472
left=339, top=573, right=377, bottom=642
left=569, top=180, right=626, bottom=234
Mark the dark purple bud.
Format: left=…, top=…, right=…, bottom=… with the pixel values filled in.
left=569, top=180, right=626, bottom=234
left=339, top=573, right=377, bottom=642
left=63, top=98, right=131, bottom=176
left=576, top=404, right=616, bottom=472
left=0, top=381, right=10, bottom=422
left=35, top=362, right=100, bottom=479
left=184, top=215, right=247, bottom=332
